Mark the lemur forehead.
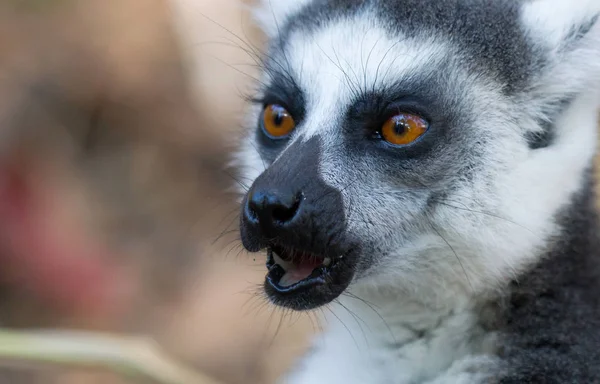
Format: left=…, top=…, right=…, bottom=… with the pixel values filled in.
left=266, top=0, right=539, bottom=95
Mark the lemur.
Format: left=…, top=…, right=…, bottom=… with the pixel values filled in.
left=235, top=0, right=600, bottom=382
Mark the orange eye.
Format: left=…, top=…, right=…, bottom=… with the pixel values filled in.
left=262, top=104, right=296, bottom=138
left=380, top=113, right=429, bottom=146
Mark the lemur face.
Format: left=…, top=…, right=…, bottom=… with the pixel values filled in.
left=237, top=0, right=600, bottom=310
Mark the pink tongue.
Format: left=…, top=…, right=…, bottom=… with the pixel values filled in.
left=279, top=264, right=316, bottom=287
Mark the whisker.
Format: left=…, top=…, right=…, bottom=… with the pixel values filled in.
left=426, top=215, right=474, bottom=292
left=341, top=292, right=397, bottom=344
left=269, top=308, right=288, bottom=347
left=431, top=199, right=537, bottom=236
left=324, top=305, right=360, bottom=350
left=333, top=299, right=370, bottom=346
left=372, top=40, right=402, bottom=93
left=222, top=169, right=250, bottom=192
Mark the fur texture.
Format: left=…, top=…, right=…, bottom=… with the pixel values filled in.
left=235, top=0, right=600, bottom=382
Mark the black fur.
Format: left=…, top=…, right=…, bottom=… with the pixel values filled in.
left=240, top=136, right=358, bottom=310
left=525, top=129, right=554, bottom=150
left=499, top=170, right=600, bottom=383
left=525, top=126, right=555, bottom=150
left=254, top=82, right=307, bottom=165
left=526, top=97, right=575, bottom=150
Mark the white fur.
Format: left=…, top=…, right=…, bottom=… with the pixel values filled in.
left=522, top=0, right=600, bottom=50
left=283, top=291, right=500, bottom=384
left=520, top=0, right=600, bottom=135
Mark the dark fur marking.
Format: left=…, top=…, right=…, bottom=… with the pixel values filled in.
left=498, top=169, right=600, bottom=382
left=525, top=130, right=555, bottom=150
left=564, top=14, right=599, bottom=45
left=253, top=80, right=307, bottom=164
left=240, top=136, right=357, bottom=310
left=526, top=97, right=573, bottom=150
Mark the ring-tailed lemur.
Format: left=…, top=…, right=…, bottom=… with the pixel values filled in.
left=235, top=0, right=600, bottom=382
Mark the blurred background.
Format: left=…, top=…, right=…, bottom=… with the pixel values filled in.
left=1, top=2, right=598, bottom=384
left=0, top=0, right=313, bottom=383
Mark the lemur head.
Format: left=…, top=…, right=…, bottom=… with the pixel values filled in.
left=236, top=0, right=600, bottom=311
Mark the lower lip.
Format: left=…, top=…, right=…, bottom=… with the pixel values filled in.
left=266, top=251, right=328, bottom=293
left=269, top=264, right=327, bottom=289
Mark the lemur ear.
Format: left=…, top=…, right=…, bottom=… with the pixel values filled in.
left=522, top=0, right=600, bottom=98
left=251, top=0, right=311, bottom=37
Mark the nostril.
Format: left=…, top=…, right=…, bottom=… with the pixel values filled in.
left=272, top=197, right=301, bottom=223
left=247, top=190, right=302, bottom=227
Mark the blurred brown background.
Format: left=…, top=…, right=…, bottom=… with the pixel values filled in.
left=0, top=2, right=597, bottom=384
left=0, top=1, right=311, bottom=383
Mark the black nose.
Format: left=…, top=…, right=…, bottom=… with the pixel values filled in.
left=246, top=189, right=302, bottom=228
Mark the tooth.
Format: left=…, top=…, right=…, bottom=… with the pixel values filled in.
left=323, top=257, right=332, bottom=267
left=272, top=251, right=294, bottom=271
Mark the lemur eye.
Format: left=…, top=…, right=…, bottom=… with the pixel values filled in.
left=261, top=104, right=296, bottom=139
left=380, top=113, right=429, bottom=146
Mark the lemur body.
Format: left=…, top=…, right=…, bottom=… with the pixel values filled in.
left=235, top=1, right=600, bottom=382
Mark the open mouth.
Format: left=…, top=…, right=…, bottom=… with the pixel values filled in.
left=267, top=245, right=334, bottom=289
left=264, top=244, right=355, bottom=310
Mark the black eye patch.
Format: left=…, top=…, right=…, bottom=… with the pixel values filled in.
left=250, top=67, right=307, bottom=163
